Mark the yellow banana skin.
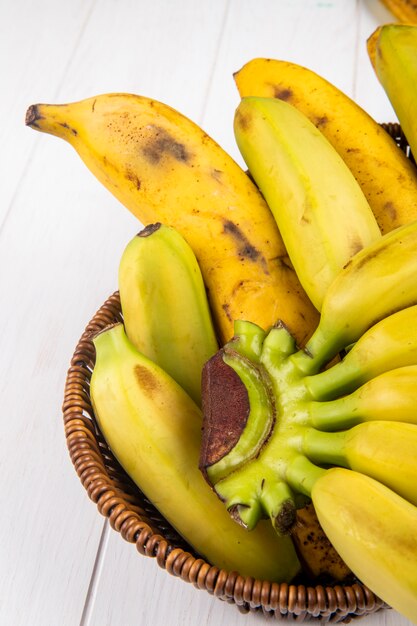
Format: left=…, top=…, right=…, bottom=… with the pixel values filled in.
left=234, top=58, right=417, bottom=234
left=312, top=468, right=417, bottom=624
left=368, top=24, right=417, bottom=160
left=90, top=322, right=300, bottom=582
left=298, top=221, right=417, bottom=372
left=304, top=304, right=417, bottom=399
left=310, top=365, right=417, bottom=430
left=118, top=223, right=218, bottom=405
left=25, top=94, right=319, bottom=346
left=342, top=422, right=417, bottom=506
left=233, top=96, right=381, bottom=310
left=305, top=421, right=417, bottom=506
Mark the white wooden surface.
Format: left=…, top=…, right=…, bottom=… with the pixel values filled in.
left=1, top=1, right=414, bottom=625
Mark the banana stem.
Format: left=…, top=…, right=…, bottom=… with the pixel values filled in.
left=304, top=358, right=361, bottom=401
left=286, top=455, right=327, bottom=497
left=291, top=327, right=340, bottom=376
left=309, top=397, right=361, bottom=431
left=302, top=428, right=348, bottom=467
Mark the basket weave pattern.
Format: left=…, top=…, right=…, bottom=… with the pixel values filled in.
left=63, top=123, right=410, bottom=623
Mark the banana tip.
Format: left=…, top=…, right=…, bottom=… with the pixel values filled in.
left=25, top=104, right=40, bottom=127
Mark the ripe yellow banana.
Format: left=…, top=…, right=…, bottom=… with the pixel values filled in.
left=233, top=96, right=381, bottom=310
left=304, top=421, right=417, bottom=506
left=294, top=220, right=417, bottom=374
left=234, top=58, right=417, bottom=234
left=118, top=223, right=218, bottom=405
left=368, top=24, right=417, bottom=160
left=90, top=322, right=300, bottom=581
left=25, top=94, right=319, bottom=346
left=304, top=304, right=417, bottom=400
left=312, top=468, right=417, bottom=624
left=379, top=0, right=417, bottom=24
left=310, top=365, right=417, bottom=431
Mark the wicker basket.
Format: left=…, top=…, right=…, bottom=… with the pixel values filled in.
left=62, top=123, right=410, bottom=623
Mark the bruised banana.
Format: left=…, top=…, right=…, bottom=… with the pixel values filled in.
left=25, top=94, right=318, bottom=346
left=302, top=304, right=417, bottom=400
left=118, top=223, right=218, bottom=405
left=90, top=322, right=300, bottom=581
left=312, top=468, right=417, bottom=624
left=368, top=24, right=417, bottom=160
left=234, top=58, right=417, bottom=234
left=310, top=365, right=417, bottom=431
left=233, top=96, right=381, bottom=310
left=292, top=219, right=417, bottom=374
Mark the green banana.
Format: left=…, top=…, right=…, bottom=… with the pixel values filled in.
left=90, top=322, right=300, bottom=582
left=310, top=365, right=417, bottom=431
left=368, top=24, right=417, bottom=159
left=118, top=223, right=218, bottom=405
left=293, top=219, right=417, bottom=374
left=304, top=421, right=417, bottom=506
left=303, top=304, right=417, bottom=400
left=312, top=468, right=417, bottom=624
left=233, top=97, right=381, bottom=311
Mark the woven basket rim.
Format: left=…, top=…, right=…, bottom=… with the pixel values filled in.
left=62, top=121, right=413, bottom=623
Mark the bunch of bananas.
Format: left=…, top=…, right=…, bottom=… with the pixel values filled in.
left=26, top=22, right=417, bottom=624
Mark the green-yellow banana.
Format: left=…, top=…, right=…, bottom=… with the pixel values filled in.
left=310, top=365, right=417, bottom=431
left=295, top=220, right=417, bottom=373
left=368, top=24, right=417, bottom=159
left=233, top=96, right=381, bottom=311
left=303, top=304, right=417, bottom=399
left=312, top=468, right=417, bottom=624
left=118, top=223, right=218, bottom=405
left=304, top=421, right=417, bottom=505
left=90, top=322, right=300, bottom=581
left=234, top=57, right=417, bottom=234
left=25, top=94, right=319, bottom=346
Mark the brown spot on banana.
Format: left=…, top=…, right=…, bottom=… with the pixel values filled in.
left=314, top=116, right=329, bottom=128
left=234, top=108, right=252, bottom=132
left=134, top=364, right=162, bottom=397
left=223, top=219, right=266, bottom=266
left=141, top=125, right=190, bottom=164
left=125, top=168, right=141, bottom=190
left=273, top=87, right=293, bottom=101
left=384, top=201, right=397, bottom=221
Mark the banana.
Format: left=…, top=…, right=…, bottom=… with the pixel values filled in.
left=25, top=94, right=319, bottom=346
left=368, top=24, right=417, bottom=160
left=292, top=220, right=417, bottom=374
left=233, top=96, right=381, bottom=310
left=233, top=58, right=417, bottom=234
left=379, top=0, right=417, bottom=24
left=290, top=503, right=353, bottom=583
left=310, top=365, right=417, bottom=431
left=304, top=421, right=417, bottom=506
left=312, top=468, right=417, bottom=624
left=90, top=322, right=300, bottom=581
left=118, top=223, right=218, bottom=405
left=303, top=304, right=417, bottom=400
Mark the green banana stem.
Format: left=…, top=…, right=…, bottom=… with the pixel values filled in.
left=309, top=366, right=417, bottom=431
left=201, top=318, right=417, bottom=536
